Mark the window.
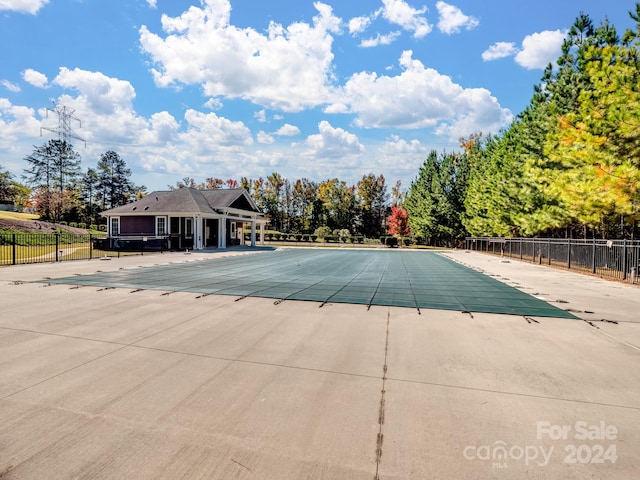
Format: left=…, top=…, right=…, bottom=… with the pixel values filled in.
left=110, top=217, right=120, bottom=237
left=156, top=216, right=167, bottom=236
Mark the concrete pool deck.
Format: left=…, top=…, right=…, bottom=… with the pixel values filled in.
left=0, top=248, right=639, bottom=479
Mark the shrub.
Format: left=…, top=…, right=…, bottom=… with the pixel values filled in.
left=314, top=226, right=331, bottom=241
left=78, top=222, right=86, bottom=229
left=384, top=236, right=398, bottom=247
left=338, top=229, right=351, bottom=242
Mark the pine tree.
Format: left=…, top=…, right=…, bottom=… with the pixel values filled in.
left=96, top=151, right=135, bottom=210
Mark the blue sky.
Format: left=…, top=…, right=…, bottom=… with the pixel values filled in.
left=1, top=0, right=638, bottom=193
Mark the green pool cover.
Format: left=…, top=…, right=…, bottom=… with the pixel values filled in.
left=43, top=249, right=576, bottom=318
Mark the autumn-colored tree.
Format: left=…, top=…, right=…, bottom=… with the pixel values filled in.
left=387, top=205, right=410, bottom=237
left=205, top=177, right=224, bottom=189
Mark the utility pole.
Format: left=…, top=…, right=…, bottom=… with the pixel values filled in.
left=40, top=101, right=86, bottom=146
left=39, top=101, right=86, bottom=194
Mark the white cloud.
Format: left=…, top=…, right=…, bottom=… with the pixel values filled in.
left=332, top=50, right=512, bottom=138
left=22, top=68, right=48, bottom=88
left=254, top=109, right=267, bottom=123
left=275, top=123, right=301, bottom=136
left=360, top=31, right=401, bottom=48
left=1, top=80, right=20, bottom=92
left=348, top=15, right=371, bottom=35
left=433, top=87, right=513, bottom=139
left=181, top=110, right=252, bottom=152
left=140, top=0, right=342, bottom=112
left=299, top=120, right=364, bottom=158
left=0, top=99, right=41, bottom=154
left=323, top=102, right=349, bottom=114
left=515, top=29, right=566, bottom=70
left=380, top=134, right=427, bottom=155
left=435, top=1, right=478, bottom=35
left=482, top=42, right=518, bottom=61
left=204, top=97, right=223, bottom=110
left=53, top=67, right=137, bottom=117
left=146, top=0, right=157, bottom=8
left=138, top=111, right=180, bottom=145
left=0, top=0, right=49, bottom=14
left=377, top=0, right=431, bottom=38
left=375, top=134, right=431, bottom=177
left=257, top=131, right=275, bottom=144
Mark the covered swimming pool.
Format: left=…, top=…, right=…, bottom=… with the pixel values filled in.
left=43, top=248, right=576, bottom=318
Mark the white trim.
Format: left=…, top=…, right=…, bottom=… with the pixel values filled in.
left=110, top=217, right=120, bottom=237
left=155, top=216, right=167, bottom=236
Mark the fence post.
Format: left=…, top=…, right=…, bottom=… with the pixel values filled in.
left=89, top=234, right=93, bottom=260
left=547, top=238, right=551, bottom=265
left=532, top=238, right=536, bottom=263
left=55, top=233, right=60, bottom=262
left=567, top=238, right=571, bottom=270
left=519, top=239, right=523, bottom=260
left=623, top=238, right=628, bottom=281
left=592, top=238, right=597, bottom=274
left=12, top=233, right=16, bottom=265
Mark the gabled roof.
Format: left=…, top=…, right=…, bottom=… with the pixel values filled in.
left=100, top=188, right=262, bottom=216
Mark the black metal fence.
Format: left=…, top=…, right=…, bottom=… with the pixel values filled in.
left=0, top=233, right=155, bottom=266
left=466, top=237, right=640, bottom=284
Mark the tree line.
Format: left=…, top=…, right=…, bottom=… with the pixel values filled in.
left=462, top=6, right=640, bottom=240
left=170, top=173, right=396, bottom=239
left=403, top=5, right=640, bottom=243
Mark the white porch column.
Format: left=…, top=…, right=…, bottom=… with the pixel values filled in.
left=220, top=217, right=227, bottom=248
left=250, top=221, right=256, bottom=247
left=195, top=216, right=202, bottom=250
left=260, top=223, right=265, bottom=246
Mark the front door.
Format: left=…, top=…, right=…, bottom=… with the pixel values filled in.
left=184, top=217, right=194, bottom=249
left=205, top=219, right=218, bottom=247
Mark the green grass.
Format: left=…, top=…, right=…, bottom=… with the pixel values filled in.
left=0, top=210, right=39, bottom=221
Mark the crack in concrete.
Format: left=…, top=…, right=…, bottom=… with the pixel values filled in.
left=374, top=310, right=391, bottom=480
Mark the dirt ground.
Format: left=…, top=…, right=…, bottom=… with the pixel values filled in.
left=0, top=217, right=88, bottom=234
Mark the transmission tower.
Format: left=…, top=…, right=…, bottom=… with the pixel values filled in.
left=40, top=101, right=86, bottom=147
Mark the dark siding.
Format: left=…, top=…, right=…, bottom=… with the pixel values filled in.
left=120, top=216, right=155, bottom=235
left=229, top=195, right=255, bottom=212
